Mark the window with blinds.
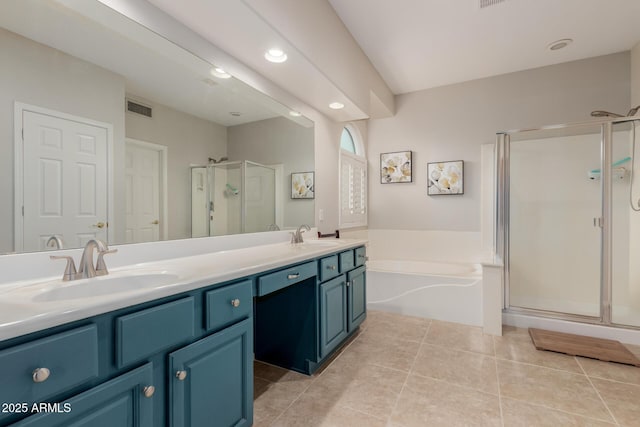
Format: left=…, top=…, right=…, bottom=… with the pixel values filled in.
left=339, top=150, right=367, bottom=228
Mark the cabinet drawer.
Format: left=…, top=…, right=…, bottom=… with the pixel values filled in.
left=257, top=261, right=316, bottom=296
left=116, top=297, right=195, bottom=368
left=355, top=246, right=367, bottom=267
left=339, top=250, right=355, bottom=273
left=319, top=255, right=339, bottom=282
left=0, top=325, right=98, bottom=411
left=205, top=280, right=253, bottom=332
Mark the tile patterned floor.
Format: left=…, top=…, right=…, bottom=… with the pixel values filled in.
left=253, top=310, right=640, bottom=427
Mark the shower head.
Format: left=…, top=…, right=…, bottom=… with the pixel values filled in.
left=591, top=110, right=624, bottom=118
left=627, top=106, right=640, bottom=116
left=208, top=156, right=229, bottom=164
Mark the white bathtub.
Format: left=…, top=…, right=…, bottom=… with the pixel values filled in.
left=366, top=260, right=483, bottom=326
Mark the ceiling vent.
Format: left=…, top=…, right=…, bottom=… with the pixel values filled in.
left=479, top=0, right=507, bottom=8
left=126, top=100, right=152, bottom=118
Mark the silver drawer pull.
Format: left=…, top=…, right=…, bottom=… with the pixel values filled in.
left=346, top=281, right=351, bottom=287
left=176, top=370, right=188, bottom=381
left=231, top=298, right=240, bottom=308
left=326, top=265, right=336, bottom=270
left=287, top=273, right=300, bottom=279
left=143, top=386, right=155, bottom=398
left=32, top=367, right=50, bottom=383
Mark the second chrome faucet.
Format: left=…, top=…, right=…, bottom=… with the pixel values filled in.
left=290, top=224, right=311, bottom=244
left=51, top=239, right=117, bottom=281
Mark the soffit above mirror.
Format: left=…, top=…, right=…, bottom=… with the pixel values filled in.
left=136, top=0, right=394, bottom=121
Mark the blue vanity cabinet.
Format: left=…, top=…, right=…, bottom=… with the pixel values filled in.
left=319, top=275, right=349, bottom=357
left=1, top=278, right=254, bottom=427
left=318, top=246, right=367, bottom=359
left=10, top=363, right=154, bottom=427
left=169, top=318, right=252, bottom=427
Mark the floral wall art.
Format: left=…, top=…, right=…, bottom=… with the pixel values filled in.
left=380, top=151, right=412, bottom=183
left=427, top=160, right=464, bottom=195
left=291, top=172, right=314, bottom=199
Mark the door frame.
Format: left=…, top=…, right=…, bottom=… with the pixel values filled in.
left=125, top=138, right=169, bottom=240
left=14, top=102, right=115, bottom=251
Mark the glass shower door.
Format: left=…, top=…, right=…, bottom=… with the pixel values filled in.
left=244, top=162, right=275, bottom=233
left=508, top=125, right=603, bottom=317
left=612, top=120, right=640, bottom=326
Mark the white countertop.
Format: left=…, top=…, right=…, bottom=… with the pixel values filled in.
left=0, top=238, right=367, bottom=342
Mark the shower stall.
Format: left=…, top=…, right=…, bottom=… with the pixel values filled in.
left=191, top=160, right=276, bottom=237
left=496, top=117, right=640, bottom=329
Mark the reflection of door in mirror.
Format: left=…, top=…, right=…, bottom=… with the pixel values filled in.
left=17, top=104, right=111, bottom=252
left=245, top=162, right=276, bottom=233
left=125, top=139, right=166, bottom=243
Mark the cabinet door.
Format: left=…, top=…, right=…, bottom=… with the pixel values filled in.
left=169, top=318, right=253, bottom=427
left=319, top=275, right=348, bottom=358
left=347, top=266, right=367, bottom=332
left=11, top=364, right=154, bottom=427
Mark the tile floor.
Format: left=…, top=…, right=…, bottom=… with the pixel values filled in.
left=253, top=310, right=640, bottom=427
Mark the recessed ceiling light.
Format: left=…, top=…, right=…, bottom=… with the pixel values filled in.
left=289, top=111, right=302, bottom=117
left=547, top=38, right=573, bottom=51
left=329, top=102, right=345, bottom=110
left=211, top=67, right=231, bottom=79
left=265, top=48, right=287, bottom=63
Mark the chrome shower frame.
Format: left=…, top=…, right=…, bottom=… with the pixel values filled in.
left=495, top=116, right=640, bottom=328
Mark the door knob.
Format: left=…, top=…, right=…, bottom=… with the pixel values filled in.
left=151, top=220, right=159, bottom=225
left=231, top=298, right=240, bottom=308
left=92, top=222, right=106, bottom=229
left=176, top=370, right=188, bottom=381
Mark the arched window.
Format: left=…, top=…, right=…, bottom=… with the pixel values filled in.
left=340, top=127, right=356, bottom=153
left=339, top=124, right=367, bottom=228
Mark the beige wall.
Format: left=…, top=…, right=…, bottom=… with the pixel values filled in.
left=125, top=99, right=227, bottom=241
left=0, top=29, right=126, bottom=252
left=227, top=117, right=314, bottom=229
left=367, top=52, right=631, bottom=232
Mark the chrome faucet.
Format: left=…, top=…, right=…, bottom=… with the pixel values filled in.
left=290, top=224, right=311, bottom=244
left=50, top=239, right=117, bottom=281
left=46, top=235, right=64, bottom=250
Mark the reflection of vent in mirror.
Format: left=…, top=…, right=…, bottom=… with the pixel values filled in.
left=127, top=100, right=152, bottom=118
left=479, top=0, right=507, bottom=8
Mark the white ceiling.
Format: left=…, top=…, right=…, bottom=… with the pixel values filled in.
left=329, top=0, right=640, bottom=94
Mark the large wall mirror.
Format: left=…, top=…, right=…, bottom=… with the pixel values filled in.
left=0, top=0, right=315, bottom=254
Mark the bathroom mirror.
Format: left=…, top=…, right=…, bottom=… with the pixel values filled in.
left=0, top=0, right=314, bottom=254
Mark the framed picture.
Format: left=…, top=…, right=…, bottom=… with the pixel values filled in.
left=380, top=151, right=412, bottom=183
left=427, top=160, right=464, bottom=195
left=291, top=172, right=314, bottom=199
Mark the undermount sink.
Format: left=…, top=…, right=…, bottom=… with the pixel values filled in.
left=32, top=272, right=180, bottom=302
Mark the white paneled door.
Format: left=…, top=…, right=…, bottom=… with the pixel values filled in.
left=125, top=140, right=162, bottom=243
left=20, top=109, right=109, bottom=251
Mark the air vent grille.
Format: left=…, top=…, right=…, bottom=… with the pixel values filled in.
left=479, top=0, right=507, bottom=8
left=127, top=100, right=152, bottom=118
